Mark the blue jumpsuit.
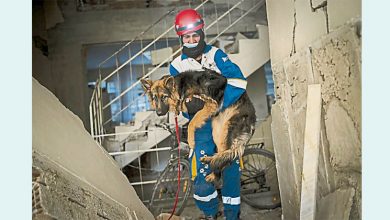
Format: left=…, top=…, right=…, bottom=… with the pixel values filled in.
left=169, top=44, right=247, bottom=219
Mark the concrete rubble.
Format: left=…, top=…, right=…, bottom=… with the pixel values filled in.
left=32, top=78, right=154, bottom=219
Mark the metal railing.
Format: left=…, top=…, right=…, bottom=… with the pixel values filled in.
left=95, top=127, right=174, bottom=201
left=89, top=0, right=210, bottom=141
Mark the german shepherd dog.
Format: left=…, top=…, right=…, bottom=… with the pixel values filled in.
left=141, top=69, right=256, bottom=181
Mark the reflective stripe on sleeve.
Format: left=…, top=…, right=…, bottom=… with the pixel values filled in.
left=227, top=78, right=247, bottom=89
left=222, top=196, right=241, bottom=205
left=194, top=190, right=218, bottom=202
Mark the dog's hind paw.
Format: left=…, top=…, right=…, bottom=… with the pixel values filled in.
left=209, top=157, right=226, bottom=171
left=205, top=173, right=216, bottom=182
left=200, top=156, right=212, bottom=163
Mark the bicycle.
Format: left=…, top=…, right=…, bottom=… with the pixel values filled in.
left=148, top=123, right=281, bottom=217
left=148, top=122, right=192, bottom=217
left=240, top=142, right=281, bottom=209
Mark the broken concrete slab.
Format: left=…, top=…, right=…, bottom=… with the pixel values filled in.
left=325, top=100, right=361, bottom=172
left=310, top=22, right=362, bottom=135
left=32, top=78, right=154, bottom=219
left=316, top=187, right=355, bottom=220
left=33, top=154, right=136, bottom=220
left=271, top=103, right=300, bottom=220
left=299, top=84, right=322, bottom=220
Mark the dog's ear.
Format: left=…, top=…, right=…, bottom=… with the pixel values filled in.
left=163, top=76, right=175, bottom=90
left=140, top=79, right=153, bottom=92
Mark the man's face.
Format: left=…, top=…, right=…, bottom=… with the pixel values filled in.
left=182, top=32, right=201, bottom=44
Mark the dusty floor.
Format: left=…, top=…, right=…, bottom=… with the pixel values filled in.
left=179, top=197, right=282, bottom=220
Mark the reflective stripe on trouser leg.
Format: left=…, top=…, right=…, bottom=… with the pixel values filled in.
left=221, top=159, right=241, bottom=220
left=191, top=119, right=218, bottom=217
left=192, top=157, right=218, bottom=217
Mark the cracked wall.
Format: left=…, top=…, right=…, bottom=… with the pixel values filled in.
left=267, top=0, right=361, bottom=64
left=266, top=0, right=361, bottom=219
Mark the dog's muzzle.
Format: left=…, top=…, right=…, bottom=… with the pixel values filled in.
left=156, top=103, right=169, bottom=116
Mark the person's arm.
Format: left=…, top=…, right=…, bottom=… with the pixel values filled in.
left=214, top=49, right=247, bottom=110
left=169, top=63, right=180, bottom=77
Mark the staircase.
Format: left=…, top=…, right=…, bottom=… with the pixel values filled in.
left=89, top=0, right=269, bottom=168
left=110, top=111, right=188, bottom=167
left=110, top=112, right=188, bottom=168
left=229, top=24, right=270, bottom=78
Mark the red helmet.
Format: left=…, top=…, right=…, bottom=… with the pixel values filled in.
left=174, top=9, right=204, bottom=36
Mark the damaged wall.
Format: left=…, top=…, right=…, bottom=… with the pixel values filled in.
left=266, top=0, right=361, bottom=219
left=32, top=78, right=154, bottom=219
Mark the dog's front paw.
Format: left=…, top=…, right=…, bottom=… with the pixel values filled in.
left=205, top=173, right=216, bottom=182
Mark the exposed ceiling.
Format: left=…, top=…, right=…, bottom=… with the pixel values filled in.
left=77, top=0, right=204, bottom=11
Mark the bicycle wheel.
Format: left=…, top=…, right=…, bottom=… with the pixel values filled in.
left=149, top=158, right=192, bottom=217
left=240, top=147, right=281, bottom=209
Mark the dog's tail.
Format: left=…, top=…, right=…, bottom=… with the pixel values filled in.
left=210, top=132, right=252, bottom=171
